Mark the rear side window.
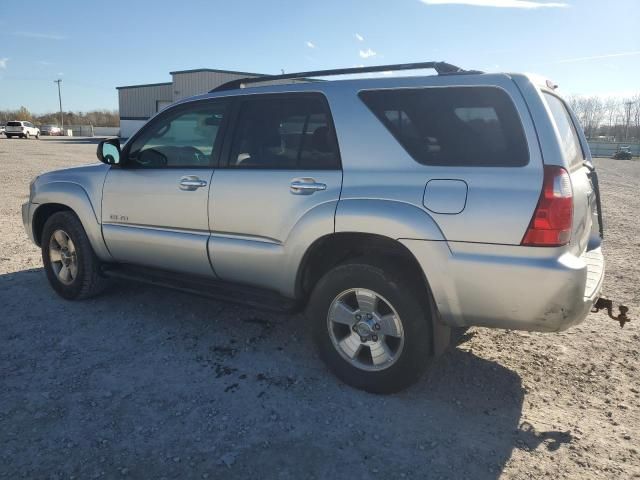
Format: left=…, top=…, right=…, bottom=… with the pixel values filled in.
left=228, top=95, right=340, bottom=170
left=543, top=93, right=584, bottom=169
left=7, top=121, right=22, bottom=126
left=359, top=87, right=529, bottom=167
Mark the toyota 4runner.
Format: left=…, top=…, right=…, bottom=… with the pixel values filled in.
left=23, top=62, right=609, bottom=392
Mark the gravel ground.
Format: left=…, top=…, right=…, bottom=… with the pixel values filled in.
left=1, top=137, right=639, bottom=479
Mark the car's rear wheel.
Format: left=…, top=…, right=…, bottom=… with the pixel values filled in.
left=307, top=257, right=433, bottom=393
left=41, top=211, right=104, bottom=300
left=24, top=132, right=29, bottom=139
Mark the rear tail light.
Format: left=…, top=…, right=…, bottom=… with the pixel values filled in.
left=521, top=165, right=573, bottom=247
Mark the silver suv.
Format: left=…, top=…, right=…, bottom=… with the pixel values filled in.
left=23, top=62, right=606, bottom=392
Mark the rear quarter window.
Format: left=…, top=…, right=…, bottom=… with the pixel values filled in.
left=543, top=93, right=584, bottom=169
left=359, top=86, right=529, bottom=167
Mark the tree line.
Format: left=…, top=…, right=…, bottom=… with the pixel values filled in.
left=567, top=94, right=640, bottom=142
left=0, top=106, right=119, bottom=127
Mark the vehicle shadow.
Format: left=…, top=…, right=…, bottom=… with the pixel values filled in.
left=0, top=268, right=573, bottom=479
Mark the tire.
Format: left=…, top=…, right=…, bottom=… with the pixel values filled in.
left=5, top=135, right=12, bottom=139
left=41, top=211, right=104, bottom=300
left=24, top=132, right=29, bottom=139
left=35, top=132, right=40, bottom=139
left=307, top=257, right=433, bottom=393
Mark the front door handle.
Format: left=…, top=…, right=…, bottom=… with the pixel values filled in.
left=290, top=178, right=327, bottom=195
left=179, top=176, right=208, bottom=191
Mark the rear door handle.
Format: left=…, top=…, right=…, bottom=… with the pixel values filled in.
left=179, top=176, right=208, bottom=191
left=290, top=178, right=327, bottom=195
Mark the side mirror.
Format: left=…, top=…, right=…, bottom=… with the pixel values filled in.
left=97, top=138, right=122, bottom=165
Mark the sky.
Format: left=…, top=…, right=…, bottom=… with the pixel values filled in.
left=0, top=0, right=638, bottom=113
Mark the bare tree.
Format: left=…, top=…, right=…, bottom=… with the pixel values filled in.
left=632, top=94, right=640, bottom=139
left=604, top=98, right=619, bottom=133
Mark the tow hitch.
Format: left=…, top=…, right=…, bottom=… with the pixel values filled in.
left=592, top=297, right=630, bottom=328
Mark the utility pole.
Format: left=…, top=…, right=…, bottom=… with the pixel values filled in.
left=54, top=79, right=63, bottom=134
left=623, top=101, right=633, bottom=141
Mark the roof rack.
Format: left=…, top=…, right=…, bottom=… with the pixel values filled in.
left=210, top=61, right=481, bottom=92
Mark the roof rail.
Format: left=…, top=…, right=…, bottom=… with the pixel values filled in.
left=209, top=61, right=481, bottom=92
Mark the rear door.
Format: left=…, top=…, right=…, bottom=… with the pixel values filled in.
left=208, top=93, right=342, bottom=289
left=6, top=121, right=23, bottom=134
left=101, top=99, right=229, bottom=276
left=542, top=92, right=600, bottom=255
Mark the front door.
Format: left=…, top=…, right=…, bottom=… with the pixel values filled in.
left=208, top=93, right=343, bottom=291
left=102, top=99, right=229, bottom=276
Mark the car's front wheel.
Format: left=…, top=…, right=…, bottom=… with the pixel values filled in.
left=307, top=257, right=433, bottom=393
left=41, top=211, right=104, bottom=300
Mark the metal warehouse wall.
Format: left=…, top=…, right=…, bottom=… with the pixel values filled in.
left=118, top=83, right=173, bottom=119
left=171, top=71, right=260, bottom=101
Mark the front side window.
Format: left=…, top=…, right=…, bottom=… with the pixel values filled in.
left=228, top=95, right=340, bottom=170
left=128, top=101, right=228, bottom=168
left=359, top=87, right=529, bottom=167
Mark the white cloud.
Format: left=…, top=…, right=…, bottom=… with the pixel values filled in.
left=37, top=60, right=52, bottom=66
left=359, top=48, right=377, bottom=59
left=14, top=31, right=66, bottom=40
left=554, top=50, right=640, bottom=64
left=354, top=33, right=364, bottom=42
left=421, top=0, right=568, bottom=8
left=305, top=41, right=316, bottom=49
left=0, top=58, right=8, bottom=69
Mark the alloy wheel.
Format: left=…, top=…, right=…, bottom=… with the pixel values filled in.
left=327, top=288, right=405, bottom=371
left=48, top=229, right=78, bottom=285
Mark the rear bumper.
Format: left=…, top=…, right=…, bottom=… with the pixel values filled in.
left=400, top=239, right=604, bottom=333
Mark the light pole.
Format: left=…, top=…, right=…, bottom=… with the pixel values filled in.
left=623, top=101, right=634, bottom=142
left=54, top=79, right=63, bottom=134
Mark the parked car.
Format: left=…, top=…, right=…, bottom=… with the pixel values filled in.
left=0, top=124, right=5, bottom=136
left=22, top=62, right=608, bottom=393
left=5, top=120, right=40, bottom=139
left=40, top=125, right=63, bottom=136
left=612, top=146, right=633, bottom=160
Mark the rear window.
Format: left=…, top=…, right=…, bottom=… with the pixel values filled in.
left=543, top=93, right=584, bottom=169
left=7, top=121, right=22, bottom=126
left=359, top=87, right=529, bottom=167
